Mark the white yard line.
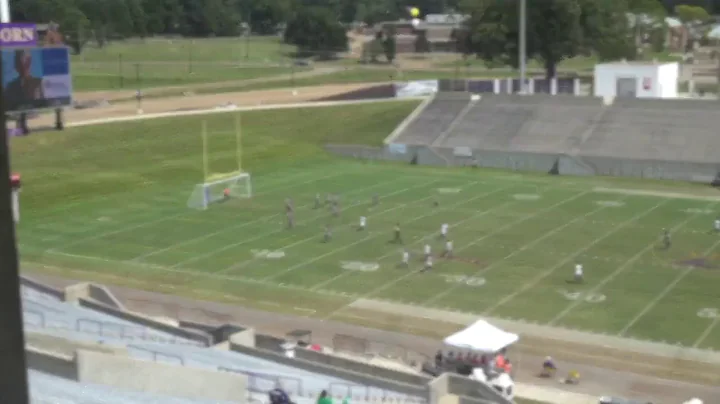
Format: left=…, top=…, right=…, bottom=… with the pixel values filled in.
left=168, top=176, right=427, bottom=268
left=320, top=186, right=584, bottom=319
left=618, top=214, right=720, bottom=336
left=267, top=181, right=505, bottom=283
left=549, top=201, right=713, bottom=326
left=47, top=169, right=352, bottom=254
left=694, top=317, right=720, bottom=348
left=423, top=190, right=596, bottom=307
left=482, top=198, right=663, bottom=315
left=215, top=180, right=445, bottom=275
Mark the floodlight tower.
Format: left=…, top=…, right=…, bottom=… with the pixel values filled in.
left=519, top=0, right=527, bottom=94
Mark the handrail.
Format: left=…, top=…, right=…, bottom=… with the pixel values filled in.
left=127, top=344, right=185, bottom=365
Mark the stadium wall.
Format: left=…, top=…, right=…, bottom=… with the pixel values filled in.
left=26, top=347, right=77, bottom=380
left=325, top=145, right=720, bottom=184
left=428, top=374, right=510, bottom=404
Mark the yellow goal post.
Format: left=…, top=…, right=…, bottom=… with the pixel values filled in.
left=187, top=115, right=252, bottom=210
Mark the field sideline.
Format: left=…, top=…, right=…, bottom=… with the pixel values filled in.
left=13, top=102, right=720, bottom=355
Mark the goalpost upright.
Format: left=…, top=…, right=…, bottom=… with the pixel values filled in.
left=188, top=114, right=252, bottom=210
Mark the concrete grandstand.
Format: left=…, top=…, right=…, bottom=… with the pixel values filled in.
left=22, top=276, right=510, bottom=404
left=380, top=93, right=720, bottom=183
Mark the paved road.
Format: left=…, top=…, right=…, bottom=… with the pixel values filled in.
left=26, top=271, right=720, bottom=404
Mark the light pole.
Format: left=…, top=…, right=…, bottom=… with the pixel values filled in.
left=519, top=0, right=527, bottom=94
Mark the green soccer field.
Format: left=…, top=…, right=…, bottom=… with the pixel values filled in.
left=13, top=100, right=720, bottom=351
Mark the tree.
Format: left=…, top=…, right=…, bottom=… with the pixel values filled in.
left=460, top=0, right=635, bottom=79
left=13, top=0, right=91, bottom=53
left=675, top=4, right=711, bottom=22
left=247, top=0, right=292, bottom=35
left=284, top=7, right=348, bottom=58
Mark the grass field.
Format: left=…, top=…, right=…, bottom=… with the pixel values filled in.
left=14, top=101, right=720, bottom=352
left=72, top=37, right=300, bottom=91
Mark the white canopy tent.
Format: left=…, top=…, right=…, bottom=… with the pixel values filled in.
left=444, top=320, right=519, bottom=354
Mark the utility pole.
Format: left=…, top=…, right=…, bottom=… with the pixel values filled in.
left=519, top=0, right=527, bottom=94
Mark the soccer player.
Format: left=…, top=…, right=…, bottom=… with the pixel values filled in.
left=401, top=249, right=410, bottom=267
left=440, top=223, right=449, bottom=239
left=424, top=243, right=431, bottom=260
left=714, top=217, right=720, bottom=233
left=286, top=211, right=294, bottom=229
left=372, top=193, right=379, bottom=206
left=323, top=225, right=332, bottom=243
left=393, top=222, right=402, bottom=244
left=442, top=240, right=453, bottom=258
left=331, top=203, right=340, bottom=218
left=422, top=255, right=433, bottom=272
left=662, top=228, right=671, bottom=249
left=314, top=194, right=322, bottom=209
left=223, top=188, right=231, bottom=201
left=358, top=216, right=367, bottom=231
left=285, top=198, right=294, bottom=213
left=574, top=263, right=584, bottom=283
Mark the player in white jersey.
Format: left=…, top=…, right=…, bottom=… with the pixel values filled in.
left=424, top=244, right=431, bottom=260
left=358, top=216, right=367, bottom=231
left=422, top=255, right=433, bottom=272
left=714, top=217, right=720, bottom=233
left=440, top=223, right=449, bottom=239
left=442, top=240, right=453, bottom=258
left=401, top=250, right=410, bottom=267
left=574, top=264, right=584, bottom=283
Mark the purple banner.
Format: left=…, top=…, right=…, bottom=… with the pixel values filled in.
left=0, top=23, right=38, bottom=47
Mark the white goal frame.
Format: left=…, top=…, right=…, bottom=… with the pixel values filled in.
left=187, top=172, right=252, bottom=210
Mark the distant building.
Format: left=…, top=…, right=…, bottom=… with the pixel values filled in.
left=360, top=14, right=468, bottom=58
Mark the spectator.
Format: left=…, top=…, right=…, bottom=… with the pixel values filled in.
left=269, top=388, right=291, bottom=404
left=434, top=350, right=443, bottom=367
left=317, top=390, right=333, bottom=404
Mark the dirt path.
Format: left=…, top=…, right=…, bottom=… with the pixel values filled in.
left=25, top=271, right=720, bottom=404
left=31, top=83, right=385, bottom=127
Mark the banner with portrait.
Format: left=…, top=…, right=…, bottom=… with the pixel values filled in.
left=2, top=47, right=73, bottom=113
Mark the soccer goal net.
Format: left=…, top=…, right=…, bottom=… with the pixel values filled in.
left=187, top=115, right=252, bottom=210
left=187, top=172, right=252, bottom=210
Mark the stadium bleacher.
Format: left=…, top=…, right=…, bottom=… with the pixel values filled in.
left=22, top=286, right=201, bottom=346
left=30, top=369, right=234, bottom=404
left=395, top=93, right=471, bottom=145
left=23, top=277, right=507, bottom=404
left=383, top=92, right=720, bottom=183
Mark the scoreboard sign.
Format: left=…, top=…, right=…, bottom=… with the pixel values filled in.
left=0, top=23, right=37, bottom=47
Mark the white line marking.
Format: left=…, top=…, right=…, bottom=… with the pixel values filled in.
left=320, top=186, right=583, bottom=318
left=694, top=317, right=720, bottom=348
left=47, top=170, right=350, bottom=254
left=549, top=201, right=715, bottom=326
left=267, top=181, right=500, bottom=282
left=482, top=196, right=658, bottom=314
left=216, top=180, right=444, bottom=275
left=618, top=213, right=720, bottom=336
left=421, top=191, right=602, bottom=306
left=168, top=176, right=424, bottom=268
